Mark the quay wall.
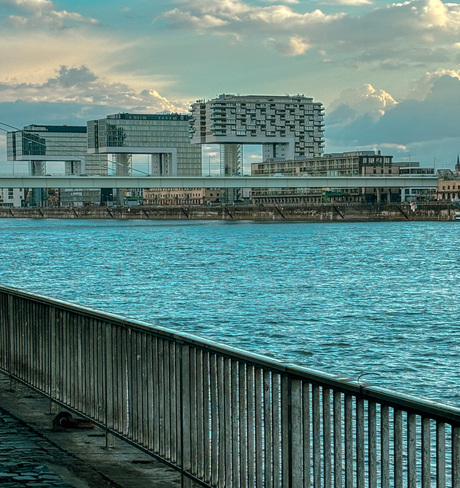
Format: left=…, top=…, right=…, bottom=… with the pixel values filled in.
left=0, top=203, right=456, bottom=221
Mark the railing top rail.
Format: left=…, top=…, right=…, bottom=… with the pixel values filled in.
left=2, top=284, right=460, bottom=424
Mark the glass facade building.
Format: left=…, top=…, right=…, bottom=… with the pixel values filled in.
left=7, top=125, right=107, bottom=175
left=87, top=113, right=202, bottom=176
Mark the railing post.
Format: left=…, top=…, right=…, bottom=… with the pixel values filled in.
left=7, top=294, right=14, bottom=378
left=453, top=426, right=460, bottom=488
left=48, top=306, right=58, bottom=414
left=105, top=323, right=115, bottom=448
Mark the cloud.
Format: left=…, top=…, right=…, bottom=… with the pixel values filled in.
left=0, top=0, right=99, bottom=28
left=161, top=0, right=342, bottom=39
left=0, top=65, right=189, bottom=114
left=325, top=74, right=460, bottom=167
left=320, top=0, right=372, bottom=5
left=160, top=0, right=460, bottom=68
left=329, top=84, right=398, bottom=122
left=264, top=35, right=311, bottom=56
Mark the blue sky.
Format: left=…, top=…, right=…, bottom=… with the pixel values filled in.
left=1, top=0, right=460, bottom=171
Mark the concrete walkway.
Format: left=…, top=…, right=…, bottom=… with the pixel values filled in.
left=0, top=374, right=181, bottom=488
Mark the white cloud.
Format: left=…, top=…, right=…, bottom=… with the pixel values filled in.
left=320, top=0, right=372, bottom=5
left=326, top=74, right=460, bottom=168
left=329, top=84, right=398, bottom=120
left=161, top=0, right=343, bottom=39
left=0, top=65, right=189, bottom=114
left=0, top=0, right=99, bottom=28
left=265, top=35, right=311, bottom=55
left=160, top=0, right=460, bottom=68
left=407, top=68, right=460, bottom=99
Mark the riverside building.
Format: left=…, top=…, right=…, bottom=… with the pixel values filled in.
left=7, top=124, right=107, bottom=207
left=190, top=93, right=324, bottom=201
left=250, top=151, right=435, bottom=204
left=87, top=113, right=202, bottom=177
left=87, top=113, right=202, bottom=206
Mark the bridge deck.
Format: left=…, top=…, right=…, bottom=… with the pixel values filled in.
left=0, top=175, right=439, bottom=189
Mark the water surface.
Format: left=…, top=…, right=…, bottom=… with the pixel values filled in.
left=1, top=219, right=459, bottom=406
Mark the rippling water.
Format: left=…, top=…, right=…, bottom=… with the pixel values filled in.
left=1, top=218, right=459, bottom=406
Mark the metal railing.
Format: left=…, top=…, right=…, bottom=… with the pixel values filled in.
left=0, top=284, right=459, bottom=487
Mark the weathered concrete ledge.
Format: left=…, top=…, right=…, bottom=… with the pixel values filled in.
left=0, top=203, right=456, bottom=221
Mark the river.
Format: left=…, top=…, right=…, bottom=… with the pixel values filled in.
left=0, top=219, right=459, bottom=406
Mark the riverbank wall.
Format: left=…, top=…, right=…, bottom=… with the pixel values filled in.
left=0, top=203, right=456, bottom=221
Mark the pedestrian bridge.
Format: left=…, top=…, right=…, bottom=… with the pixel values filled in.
left=0, top=285, right=458, bottom=487
left=0, top=175, right=439, bottom=189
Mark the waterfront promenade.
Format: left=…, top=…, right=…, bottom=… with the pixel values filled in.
left=0, top=202, right=456, bottom=221
left=0, top=374, right=181, bottom=488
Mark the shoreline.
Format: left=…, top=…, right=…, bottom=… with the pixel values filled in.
left=0, top=202, right=456, bottom=221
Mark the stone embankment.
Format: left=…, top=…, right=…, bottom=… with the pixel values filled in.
left=0, top=203, right=456, bottom=221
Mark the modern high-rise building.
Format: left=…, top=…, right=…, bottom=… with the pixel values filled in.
left=7, top=124, right=107, bottom=176
left=189, top=94, right=325, bottom=171
left=6, top=124, right=107, bottom=206
left=87, top=113, right=202, bottom=177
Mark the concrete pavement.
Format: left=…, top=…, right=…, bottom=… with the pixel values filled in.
left=0, top=374, right=181, bottom=488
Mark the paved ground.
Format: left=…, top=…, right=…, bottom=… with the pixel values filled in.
left=0, top=374, right=182, bottom=487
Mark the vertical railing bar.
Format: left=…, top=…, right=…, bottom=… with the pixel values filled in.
left=105, top=323, right=114, bottom=445
left=189, top=347, right=197, bottom=474
left=421, top=417, right=431, bottom=488
left=130, top=330, right=138, bottom=444
left=264, top=370, right=273, bottom=488
left=303, top=382, right=311, bottom=488
left=323, top=388, right=332, bottom=488
left=239, top=362, right=248, bottom=488
left=210, top=353, right=219, bottom=487
left=140, top=332, right=148, bottom=447
left=291, top=379, right=303, bottom=487
left=171, top=340, right=178, bottom=463
left=312, top=384, right=321, bottom=487
left=138, top=332, right=145, bottom=444
left=145, top=334, right=152, bottom=450
left=381, top=405, right=390, bottom=488
left=49, top=307, right=56, bottom=412
left=223, top=358, right=233, bottom=488
left=111, top=326, right=118, bottom=434
left=407, top=413, right=417, bottom=488
left=356, top=397, right=365, bottom=488
left=218, top=357, right=227, bottom=483
left=255, top=367, right=264, bottom=487
left=436, top=421, right=446, bottom=488
left=181, top=344, right=191, bottom=474
left=368, top=401, right=377, bottom=488
left=272, top=373, right=281, bottom=488
left=344, top=394, right=353, bottom=488
left=152, top=336, right=159, bottom=453
left=122, top=328, right=129, bottom=437
left=158, top=338, right=165, bottom=455
left=163, top=340, right=172, bottom=460
left=232, top=361, right=239, bottom=487
left=281, top=375, right=290, bottom=487
left=333, top=390, right=342, bottom=488
left=78, top=315, right=84, bottom=413
left=394, top=409, right=403, bottom=488
left=452, top=425, right=460, bottom=488
left=174, top=343, right=182, bottom=467
left=202, top=351, right=211, bottom=484
left=196, top=349, right=204, bottom=481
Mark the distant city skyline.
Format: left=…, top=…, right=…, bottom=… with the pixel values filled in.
left=1, top=0, right=460, bottom=169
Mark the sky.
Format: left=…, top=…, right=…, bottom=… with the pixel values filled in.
left=1, top=0, right=460, bottom=173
